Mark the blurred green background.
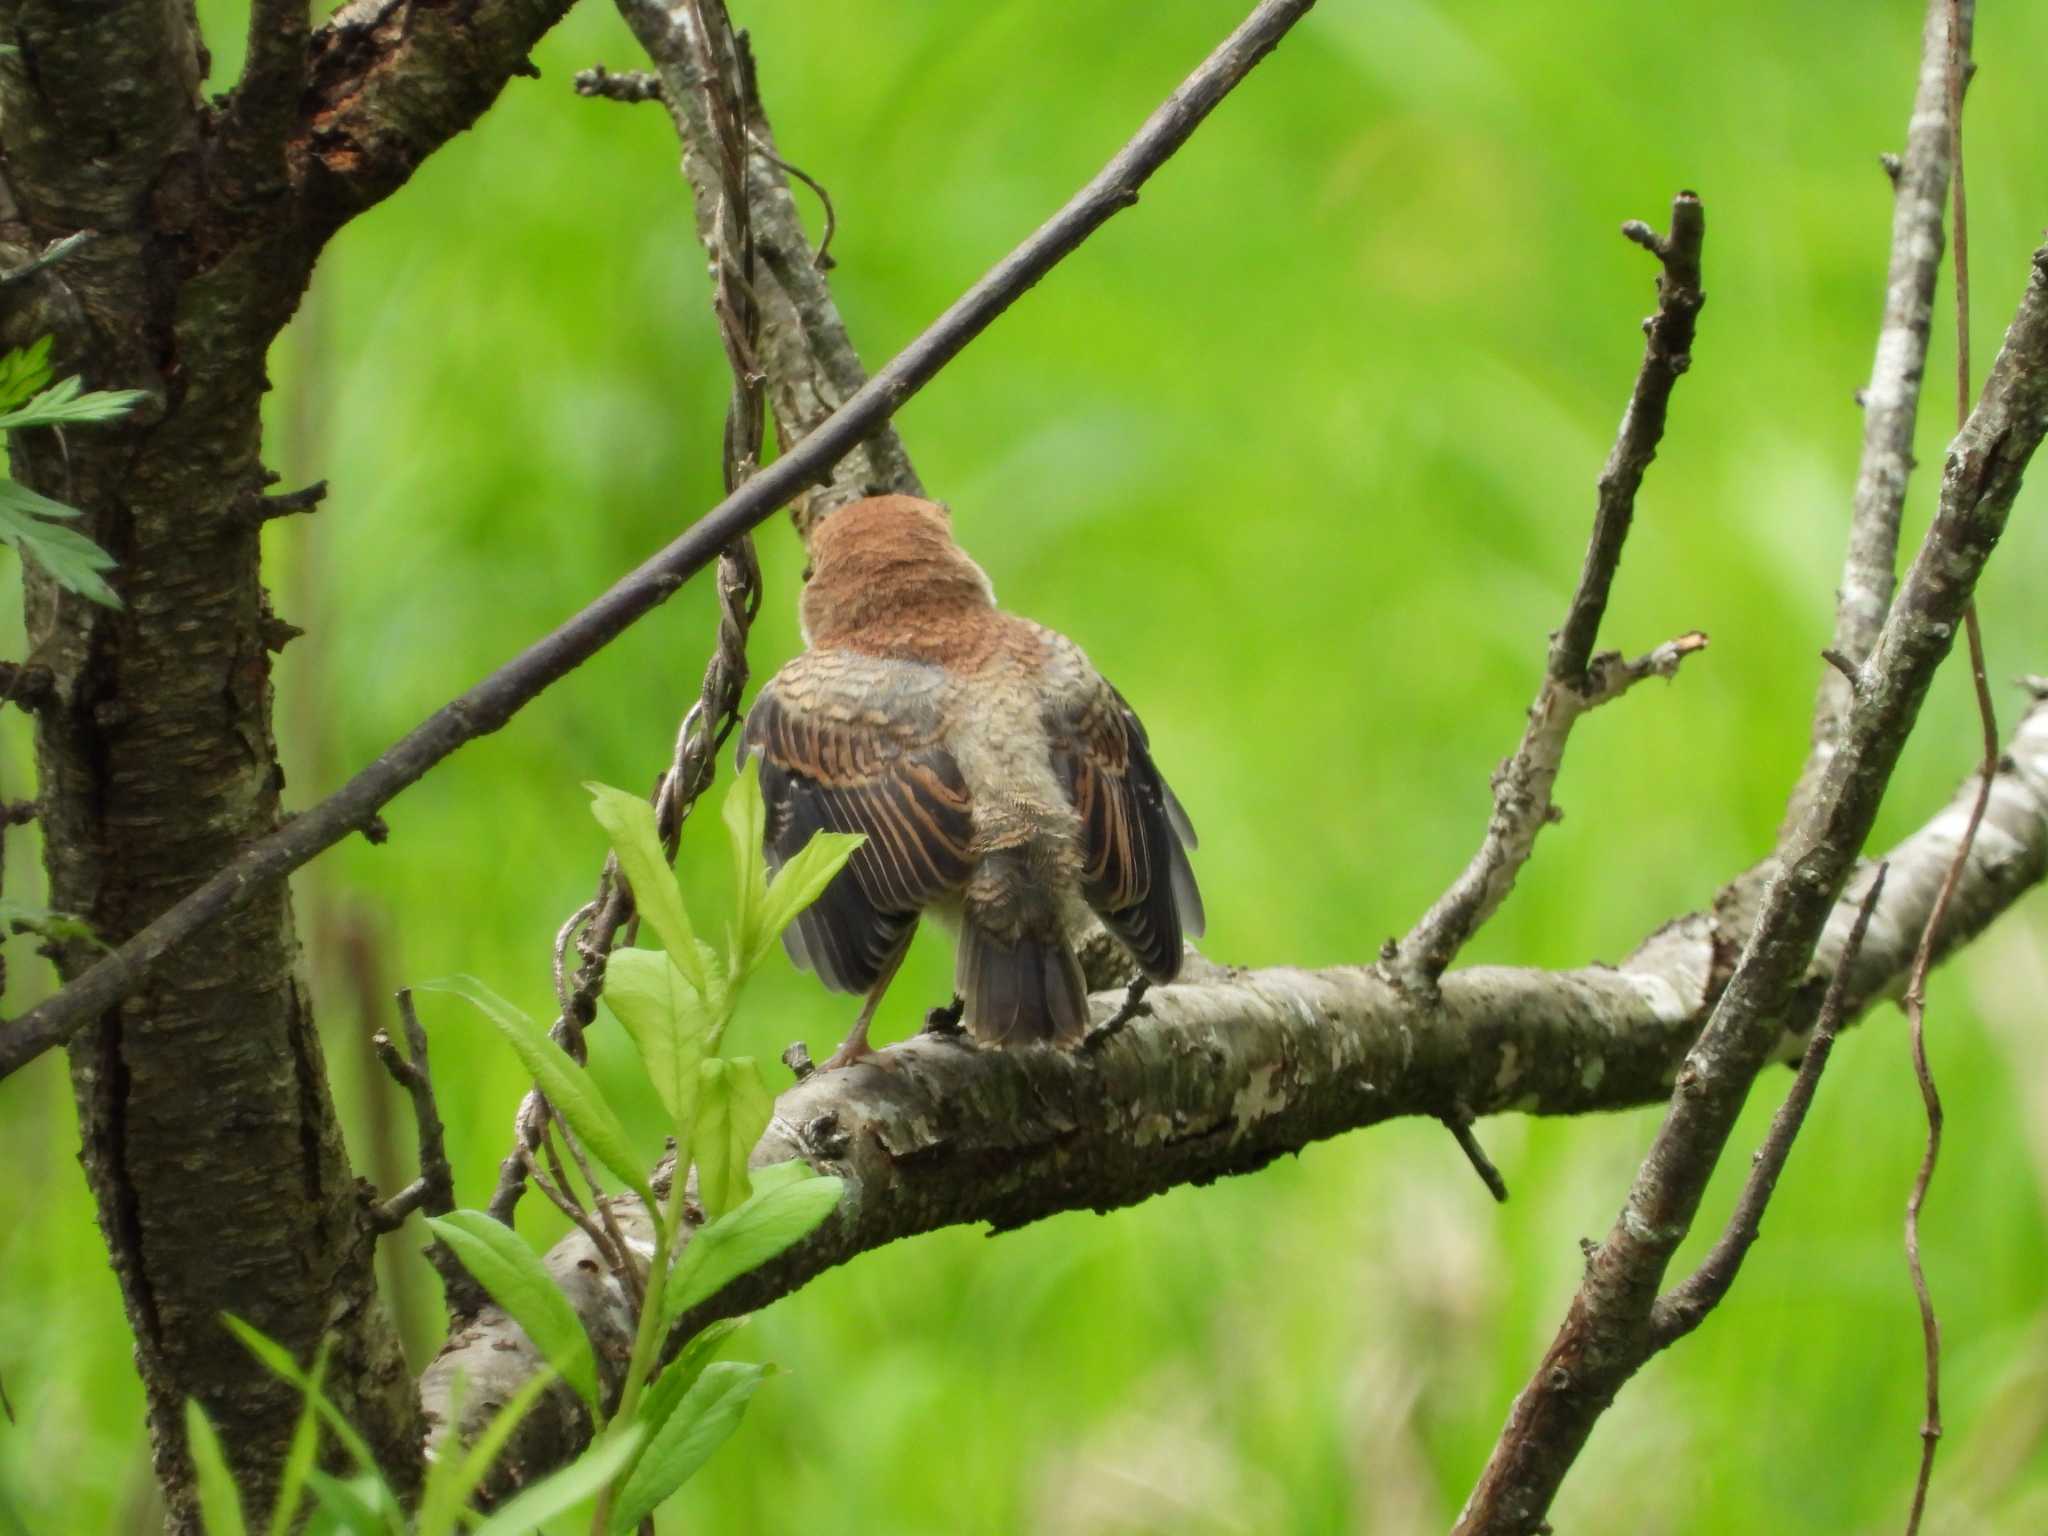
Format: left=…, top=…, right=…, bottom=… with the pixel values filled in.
left=5, top=1, right=2048, bottom=1530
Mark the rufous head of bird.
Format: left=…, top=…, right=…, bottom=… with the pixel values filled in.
left=799, top=495, right=998, bottom=652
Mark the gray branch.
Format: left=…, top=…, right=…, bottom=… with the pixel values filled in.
left=1453, top=227, right=2048, bottom=1535
left=420, top=692, right=2048, bottom=1490
left=1784, top=0, right=1973, bottom=835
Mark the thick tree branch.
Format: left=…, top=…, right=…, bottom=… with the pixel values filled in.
left=422, top=693, right=2048, bottom=1484
left=1397, top=195, right=1705, bottom=986
left=1453, top=232, right=2048, bottom=1536
left=0, top=0, right=1321, bottom=1085
left=293, top=0, right=576, bottom=236
left=1785, top=0, right=1972, bottom=834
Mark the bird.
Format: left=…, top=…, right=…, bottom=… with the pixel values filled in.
left=736, top=494, right=1204, bottom=1070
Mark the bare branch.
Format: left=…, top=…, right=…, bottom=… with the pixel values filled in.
left=366, top=990, right=455, bottom=1232
left=1452, top=228, right=2048, bottom=1536
left=1649, top=865, right=1889, bottom=1346
left=1396, top=192, right=1707, bottom=987
left=0, top=229, right=98, bottom=288
left=1549, top=194, right=1705, bottom=687
left=1901, top=13, right=1988, bottom=1522
left=422, top=696, right=2048, bottom=1489
left=612, top=0, right=925, bottom=524
left=1785, top=0, right=1973, bottom=833
left=0, top=0, right=1320, bottom=1086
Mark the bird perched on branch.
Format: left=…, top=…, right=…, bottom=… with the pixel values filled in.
left=737, top=494, right=1204, bottom=1070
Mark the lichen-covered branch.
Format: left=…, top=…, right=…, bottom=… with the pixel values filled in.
left=610, top=0, right=925, bottom=523
left=420, top=693, right=2048, bottom=1488
left=1453, top=232, right=2048, bottom=1536
left=1785, top=0, right=1973, bottom=834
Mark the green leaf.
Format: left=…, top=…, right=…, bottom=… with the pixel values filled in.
left=415, top=1365, right=560, bottom=1536
left=754, top=831, right=865, bottom=972
left=0, top=479, right=121, bottom=607
left=690, top=1056, right=777, bottom=1221
left=301, top=1471, right=403, bottom=1536
left=722, top=755, right=769, bottom=977
left=184, top=1401, right=250, bottom=1536
left=603, top=947, right=711, bottom=1132
left=0, top=899, right=107, bottom=950
left=0, top=338, right=52, bottom=413
left=223, top=1316, right=382, bottom=1478
left=417, top=976, right=655, bottom=1212
left=0, top=375, right=146, bottom=430
left=635, top=1319, right=745, bottom=1437
left=265, top=1338, right=331, bottom=1536
left=467, top=1422, right=644, bottom=1536
left=608, top=1363, right=774, bottom=1534
left=587, top=782, right=707, bottom=995
left=424, top=1213, right=600, bottom=1419
left=665, top=1172, right=843, bottom=1323
left=747, top=1158, right=819, bottom=1195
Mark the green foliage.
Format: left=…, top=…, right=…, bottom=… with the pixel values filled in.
left=607, top=1362, right=773, bottom=1535
left=0, top=336, right=140, bottom=608
left=422, top=1212, right=601, bottom=1418
left=12, top=5, right=2048, bottom=1531
left=184, top=1402, right=250, bottom=1536
left=411, top=766, right=857, bottom=1529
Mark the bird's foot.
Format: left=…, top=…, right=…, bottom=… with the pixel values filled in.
left=922, top=994, right=967, bottom=1037
left=819, top=1029, right=879, bottom=1073
left=1082, top=977, right=1153, bottom=1053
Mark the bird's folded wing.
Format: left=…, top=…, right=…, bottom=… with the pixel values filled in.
left=1048, top=677, right=1205, bottom=981
left=738, top=653, right=974, bottom=994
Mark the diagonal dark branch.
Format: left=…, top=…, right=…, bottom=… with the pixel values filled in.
left=0, top=0, right=1320, bottom=1087
left=1784, top=0, right=1973, bottom=836
left=1648, top=865, right=1888, bottom=1346
left=1451, top=232, right=2048, bottom=1536
left=420, top=692, right=2048, bottom=1490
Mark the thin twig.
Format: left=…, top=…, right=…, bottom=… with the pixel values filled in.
left=521, top=1145, right=628, bottom=1280
left=0, top=0, right=1321, bottom=1086
left=1399, top=194, right=1706, bottom=986
left=1441, top=1106, right=1510, bottom=1204
left=0, top=228, right=97, bottom=287
left=1453, top=212, right=2048, bottom=1536
left=1899, top=10, right=1988, bottom=1528
left=1649, top=866, right=1889, bottom=1345
left=367, top=990, right=456, bottom=1231
left=488, top=0, right=769, bottom=1228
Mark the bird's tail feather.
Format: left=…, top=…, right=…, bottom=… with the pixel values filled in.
left=957, top=924, right=1089, bottom=1047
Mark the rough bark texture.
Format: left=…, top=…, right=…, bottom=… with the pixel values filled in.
left=1454, top=233, right=2048, bottom=1536
left=420, top=693, right=2048, bottom=1489
left=0, top=0, right=575, bottom=1522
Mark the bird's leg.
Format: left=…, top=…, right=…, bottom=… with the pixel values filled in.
left=822, top=947, right=909, bottom=1071
left=922, top=994, right=966, bottom=1037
